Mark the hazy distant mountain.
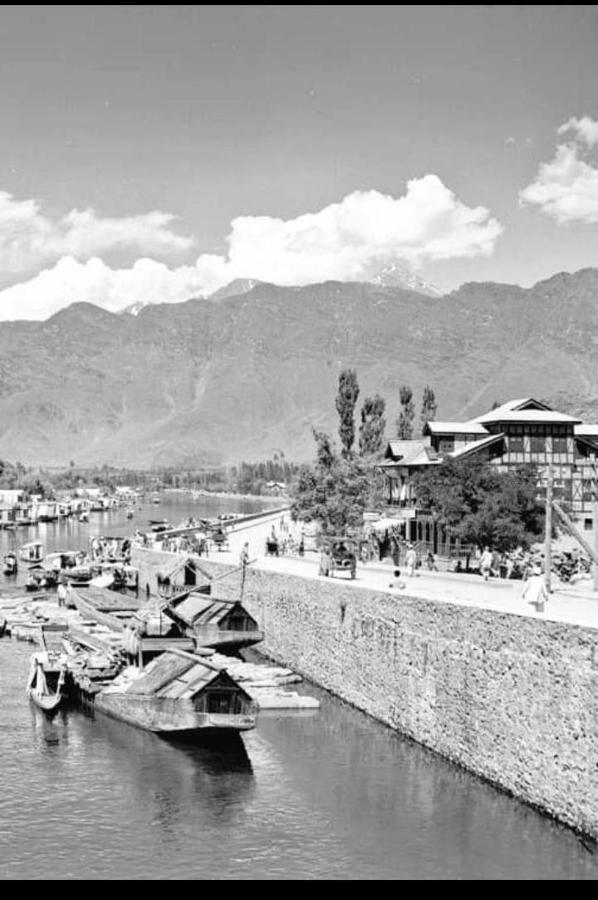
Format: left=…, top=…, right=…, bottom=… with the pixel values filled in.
left=1, top=269, right=598, bottom=467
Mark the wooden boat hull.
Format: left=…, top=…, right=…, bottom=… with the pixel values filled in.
left=26, top=654, right=67, bottom=713
left=94, top=692, right=256, bottom=735
left=27, top=689, right=64, bottom=712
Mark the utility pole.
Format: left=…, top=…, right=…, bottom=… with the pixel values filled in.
left=544, top=465, right=553, bottom=594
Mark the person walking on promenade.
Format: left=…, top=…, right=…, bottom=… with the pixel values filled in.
left=405, top=544, right=417, bottom=577
left=319, top=544, right=331, bottom=577
left=521, top=564, right=548, bottom=613
left=480, top=546, right=493, bottom=582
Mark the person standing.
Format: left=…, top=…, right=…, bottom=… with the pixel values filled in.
left=521, top=565, right=548, bottom=613
left=405, top=544, right=417, bottom=577
left=57, top=582, right=67, bottom=608
left=480, top=546, right=493, bottom=582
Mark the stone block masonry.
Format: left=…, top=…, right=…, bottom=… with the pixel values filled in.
left=133, top=547, right=598, bottom=838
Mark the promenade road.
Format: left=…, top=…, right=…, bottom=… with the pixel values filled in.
left=197, top=508, right=598, bottom=631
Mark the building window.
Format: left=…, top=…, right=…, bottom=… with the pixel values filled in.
left=584, top=518, right=593, bottom=532
left=530, top=436, right=546, bottom=454
left=438, top=438, right=454, bottom=454
left=509, top=435, right=524, bottom=453
left=552, top=437, right=568, bottom=454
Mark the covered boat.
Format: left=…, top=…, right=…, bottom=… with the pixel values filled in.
left=3, top=552, right=18, bottom=575
left=94, top=648, right=257, bottom=737
left=70, top=585, right=144, bottom=632
left=19, top=541, right=45, bottom=564
left=164, top=591, right=263, bottom=653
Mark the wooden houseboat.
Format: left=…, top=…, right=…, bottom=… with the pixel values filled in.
left=93, top=648, right=257, bottom=737
left=19, top=541, right=45, bottom=564
left=164, top=591, right=263, bottom=653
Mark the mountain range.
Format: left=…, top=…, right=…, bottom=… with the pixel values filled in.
left=1, top=268, right=597, bottom=467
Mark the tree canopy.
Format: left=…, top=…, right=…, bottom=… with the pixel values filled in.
left=397, top=385, right=415, bottom=439
left=420, top=385, right=437, bottom=435
left=358, top=394, right=386, bottom=457
left=335, top=368, right=360, bottom=458
left=411, top=456, right=544, bottom=551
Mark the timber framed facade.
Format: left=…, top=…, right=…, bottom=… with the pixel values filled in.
left=380, top=397, right=598, bottom=532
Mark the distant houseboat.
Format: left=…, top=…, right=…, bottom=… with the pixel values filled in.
left=19, top=541, right=45, bottom=564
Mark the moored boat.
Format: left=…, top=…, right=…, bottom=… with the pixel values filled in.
left=70, top=585, right=144, bottom=631
left=26, top=651, right=67, bottom=713
left=93, top=648, right=257, bottom=737
left=164, top=590, right=264, bottom=653
left=3, top=552, right=18, bottom=575
left=19, top=541, right=45, bottom=564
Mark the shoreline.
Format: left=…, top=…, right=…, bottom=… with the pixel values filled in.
left=163, top=488, right=291, bottom=503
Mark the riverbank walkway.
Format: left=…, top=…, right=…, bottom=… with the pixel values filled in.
left=196, top=507, right=598, bottom=631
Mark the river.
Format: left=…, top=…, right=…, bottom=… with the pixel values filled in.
left=0, top=494, right=596, bottom=879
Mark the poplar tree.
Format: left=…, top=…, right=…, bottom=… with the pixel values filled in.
left=396, top=385, right=415, bottom=439
left=335, top=368, right=360, bottom=458
left=358, top=394, right=387, bottom=457
left=420, top=385, right=438, bottom=435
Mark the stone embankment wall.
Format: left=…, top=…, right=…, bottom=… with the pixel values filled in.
left=133, top=547, right=598, bottom=838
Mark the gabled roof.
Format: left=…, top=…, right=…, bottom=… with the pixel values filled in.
left=450, top=432, right=505, bottom=460
left=425, top=421, right=488, bottom=435
left=165, top=593, right=255, bottom=629
left=384, top=440, right=441, bottom=466
left=157, top=556, right=214, bottom=582
left=122, top=649, right=252, bottom=702
left=473, top=397, right=580, bottom=425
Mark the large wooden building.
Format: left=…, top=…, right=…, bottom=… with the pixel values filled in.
left=381, top=397, right=598, bottom=535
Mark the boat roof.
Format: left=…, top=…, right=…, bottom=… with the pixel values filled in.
left=165, top=593, right=255, bottom=629
left=21, top=541, right=44, bottom=548
left=122, top=650, right=252, bottom=701
left=72, top=585, right=143, bottom=612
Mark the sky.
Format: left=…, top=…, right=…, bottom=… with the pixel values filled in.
left=1, top=4, right=598, bottom=319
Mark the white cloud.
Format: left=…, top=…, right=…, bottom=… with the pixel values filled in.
left=0, top=190, right=193, bottom=274
left=0, top=175, right=503, bottom=320
left=557, top=116, right=598, bottom=148
left=520, top=116, right=598, bottom=224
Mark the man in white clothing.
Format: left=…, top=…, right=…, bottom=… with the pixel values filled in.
left=521, top=565, right=548, bottom=613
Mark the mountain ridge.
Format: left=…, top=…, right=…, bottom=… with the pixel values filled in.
left=1, top=268, right=597, bottom=467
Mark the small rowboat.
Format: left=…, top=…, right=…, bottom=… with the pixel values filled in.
left=26, top=652, right=67, bottom=713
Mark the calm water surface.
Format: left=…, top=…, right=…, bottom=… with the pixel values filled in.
left=0, top=494, right=596, bottom=879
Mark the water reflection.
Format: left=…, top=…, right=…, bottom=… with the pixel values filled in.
left=83, top=710, right=256, bottom=835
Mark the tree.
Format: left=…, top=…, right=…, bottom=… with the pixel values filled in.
left=420, top=385, right=437, bottom=435
left=358, top=394, right=386, bottom=457
left=411, top=456, right=544, bottom=552
left=335, top=368, right=360, bottom=458
left=396, top=385, right=415, bottom=439
left=312, top=428, right=335, bottom=469
left=292, top=427, right=375, bottom=533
